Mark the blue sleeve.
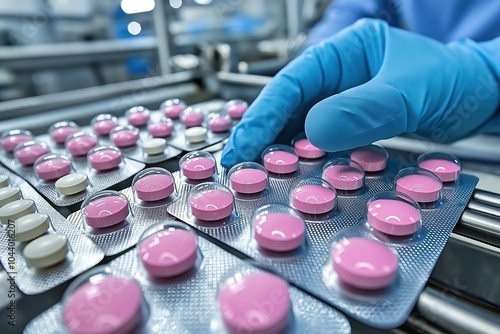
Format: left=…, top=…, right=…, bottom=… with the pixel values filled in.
left=304, top=0, right=399, bottom=47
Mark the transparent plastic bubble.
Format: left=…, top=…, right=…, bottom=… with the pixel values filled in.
left=132, top=167, right=176, bottom=202
left=394, top=167, right=443, bottom=203
left=49, top=121, right=79, bottom=145
left=110, top=125, right=140, bottom=148
left=261, top=144, right=299, bottom=175
left=290, top=177, right=337, bottom=215
left=148, top=117, right=174, bottom=138
left=180, top=107, right=205, bottom=128
left=87, top=145, right=123, bottom=171
left=91, top=113, right=118, bottom=136
left=126, top=106, right=150, bottom=127
left=228, top=162, right=268, bottom=194
left=188, top=182, right=234, bottom=221
left=1, top=129, right=33, bottom=153
left=65, top=131, right=98, bottom=157
left=417, top=152, right=461, bottom=183
left=224, top=99, right=248, bottom=120
left=179, top=151, right=217, bottom=180
left=322, top=158, right=365, bottom=191
left=33, top=154, right=72, bottom=181
left=161, top=98, right=187, bottom=119
left=81, top=190, right=131, bottom=229
left=14, top=140, right=50, bottom=166
left=349, top=144, right=389, bottom=172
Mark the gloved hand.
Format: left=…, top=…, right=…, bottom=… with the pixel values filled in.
left=221, top=18, right=500, bottom=168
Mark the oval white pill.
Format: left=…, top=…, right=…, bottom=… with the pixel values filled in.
left=24, top=234, right=68, bottom=269
left=55, top=173, right=89, bottom=196
left=0, top=187, right=22, bottom=207
left=142, top=138, right=167, bottom=155
left=0, top=175, right=9, bottom=188
left=0, top=199, right=36, bottom=225
left=16, top=213, right=50, bottom=242
left=185, top=127, right=207, bottom=144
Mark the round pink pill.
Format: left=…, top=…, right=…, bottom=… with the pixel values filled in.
left=226, top=104, right=247, bottom=119
left=294, top=139, right=325, bottom=159
left=218, top=272, right=290, bottom=334
left=263, top=151, right=299, bottom=174
left=254, top=212, right=305, bottom=252
left=134, top=174, right=174, bottom=202
left=323, top=165, right=364, bottom=190
left=350, top=146, right=388, bottom=172
left=66, top=135, right=98, bottom=157
left=189, top=189, right=233, bottom=221
left=291, top=184, right=336, bottom=214
left=35, top=158, right=71, bottom=181
left=148, top=122, right=174, bottom=138
left=111, top=130, right=139, bottom=148
left=418, top=159, right=461, bottom=182
left=93, top=120, right=117, bottom=136
left=1, top=134, right=33, bottom=153
left=182, top=113, right=204, bottom=128
left=52, top=127, right=79, bottom=145
left=333, top=238, right=398, bottom=290
left=164, top=104, right=185, bottom=119
left=208, top=117, right=231, bottom=133
left=88, top=149, right=122, bottom=171
left=128, top=112, right=149, bottom=127
left=367, top=199, right=421, bottom=236
left=83, top=196, right=129, bottom=228
left=15, top=144, right=49, bottom=166
left=139, top=229, right=197, bottom=277
left=63, top=276, right=142, bottom=334
left=396, top=174, right=442, bottom=203
left=230, top=168, right=267, bottom=194
left=181, top=157, right=216, bottom=180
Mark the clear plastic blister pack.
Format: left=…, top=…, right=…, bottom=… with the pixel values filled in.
left=0, top=165, right=104, bottom=295
left=167, top=143, right=478, bottom=329
left=25, top=221, right=351, bottom=334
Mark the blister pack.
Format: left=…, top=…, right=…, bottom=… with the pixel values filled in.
left=65, top=167, right=178, bottom=256
left=166, top=143, right=478, bottom=329
left=26, top=221, right=351, bottom=334
left=0, top=165, right=104, bottom=295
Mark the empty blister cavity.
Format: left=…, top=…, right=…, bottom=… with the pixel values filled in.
left=350, top=145, right=388, bottom=172
left=0, top=199, right=36, bottom=224
left=14, top=141, right=50, bottom=166
left=49, top=121, right=79, bottom=145
left=0, top=175, right=9, bottom=188
left=262, top=145, right=299, bottom=175
left=331, top=237, right=398, bottom=290
left=110, top=125, right=140, bottom=148
left=142, top=138, right=167, bottom=156
left=15, top=213, right=51, bottom=242
left=91, top=113, right=119, bottom=136
left=181, top=107, right=205, bottom=128
left=208, top=112, right=232, bottom=133
left=82, top=190, right=131, bottom=229
left=180, top=151, right=217, bottom=180
left=185, top=126, right=207, bottom=144
left=293, top=137, right=325, bottom=160
left=224, top=99, right=248, bottom=120
left=366, top=191, right=422, bottom=237
left=65, top=131, right=98, bottom=157
left=290, top=178, right=337, bottom=215
left=322, top=158, right=365, bottom=191
left=228, top=162, right=268, bottom=195
left=1, top=129, right=33, bottom=153
left=395, top=167, right=443, bottom=204
left=218, top=271, right=291, bottom=334
left=62, top=267, right=147, bottom=334
left=87, top=145, right=123, bottom=171
left=55, top=173, right=90, bottom=196
left=188, top=182, right=235, bottom=221
left=161, top=98, right=187, bottom=119
left=138, top=222, right=198, bottom=278
left=0, top=186, right=22, bottom=207
left=126, top=106, right=150, bottom=127
left=24, top=233, right=69, bottom=269
left=417, top=152, right=461, bottom=183
left=148, top=117, right=174, bottom=138
left=34, top=154, right=72, bottom=182
left=253, top=203, right=306, bottom=252
left=132, top=167, right=176, bottom=203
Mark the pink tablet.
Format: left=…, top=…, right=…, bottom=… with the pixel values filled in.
left=127, top=112, right=149, bottom=127
left=83, top=195, right=129, bottom=228
left=63, top=276, right=142, bottom=334
left=88, top=148, right=122, bottom=171
left=291, top=184, right=336, bottom=214
left=1, top=133, right=33, bottom=153
left=263, top=151, right=299, bottom=174
left=396, top=174, right=442, bottom=203
left=134, top=174, right=174, bottom=201
left=333, top=238, right=398, bottom=290
left=93, top=119, right=118, bottom=136
left=418, top=159, right=461, bottom=182
left=35, top=158, right=71, bottom=181
left=52, top=126, right=79, bottom=145
left=225, top=100, right=248, bottom=120
left=254, top=212, right=305, bottom=252
left=367, top=199, right=421, bottom=236
left=66, top=135, right=98, bottom=157
left=218, top=272, right=290, bottom=334
left=139, top=229, right=197, bottom=277
left=323, top=165, right=364, bottom=190
left=189, top=189, right=233, bottom=221
left=181, top=157, right=216, bottom=180
left=230, top=168, right=268, bottom=194
left=208, top=116, right=231, bottom=133
left=350, top=145, right=388, bottom=172
left=162, top=100, right=186, bottom=119
left=181, top=112, right=204, bottom=128
left=148, top=121, right=174, bottom=138
left=111, top=129, right=139, bottom=148
left=294, top=139, right=325, bottom=159
left=15, top=143, right=49, bottom=166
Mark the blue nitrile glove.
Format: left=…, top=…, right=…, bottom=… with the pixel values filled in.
left=221, top=18, right=500, bottom=168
